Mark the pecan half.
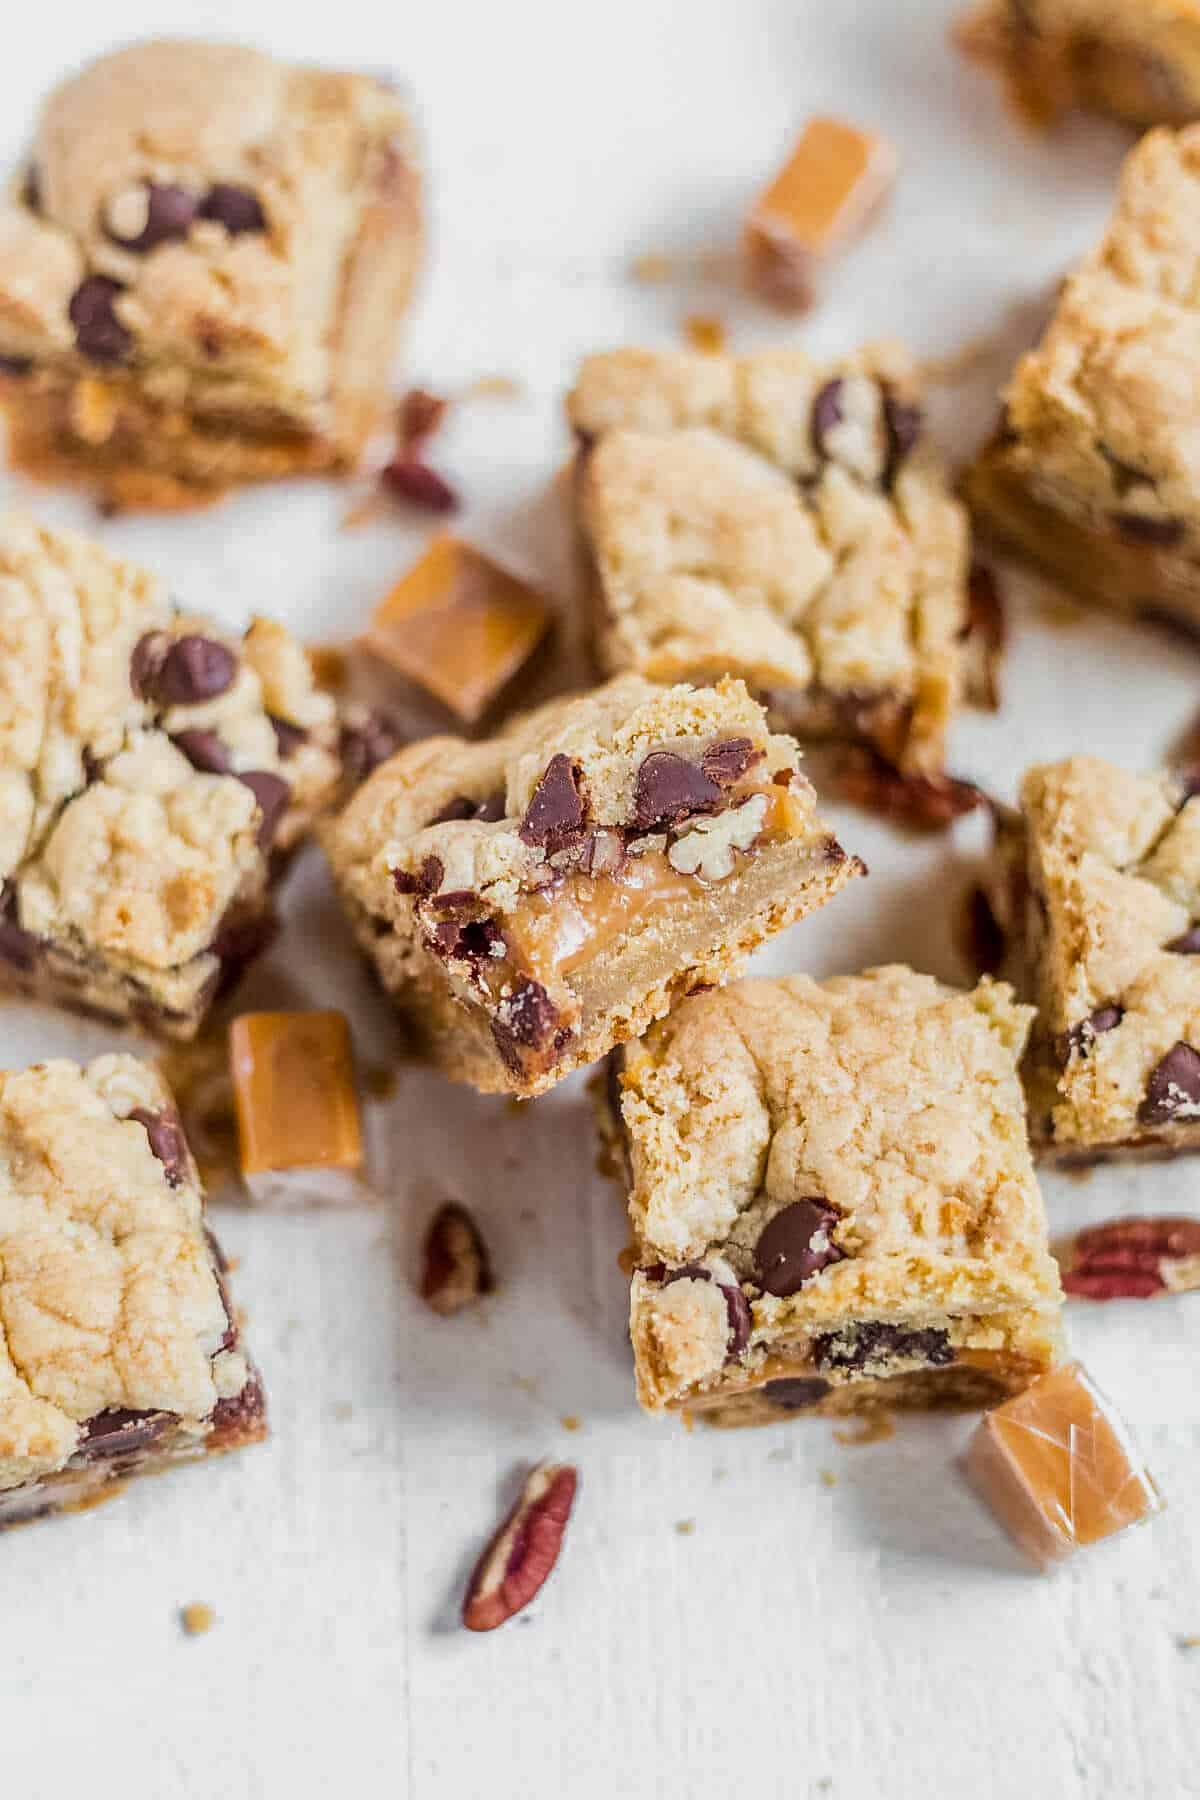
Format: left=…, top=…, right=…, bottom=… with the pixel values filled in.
left=1057, top=1215, right=1200, bottom=1300
left=832, top=748, right=986, bottom=832
left=421, top=1201, right=494, bottom=1314
left=462, top=1462, right=578, bottom=1631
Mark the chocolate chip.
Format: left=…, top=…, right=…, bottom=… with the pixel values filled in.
left=268, top=714, right=308, bottom=758
left=0, top=883, right=38, bottom=972
left=107, top=182, right=197, bottom=251
left=475, top=791, right=508, bottom=822
left=519, top=754, right=584, bottom=849
left=393, top=855, right=444, bottom=897
left=237, top=771, right=290, bottom=848
left=208, top=1368, right=265, bottom=1444
left=881, top=389, right=922, bottom=489
left=1055, top=1003, right=1124, bottom=1066
left=753, top=1199, right=842, bottom=1297
left=700, top=738, right=763, bottom=786
left=209, top=907, right=277, bottom=995
left=380, top=458, right=458, bottom=513
left=814, top=1322, right=952, bottom=1372
left=963, top=885, right=1006, bottom=978
left=69, top=275, right=132, bottom=363
left=430, top=795, right=477, bottom=826
left=0, top=354, right=32, bottom=377
left=77, top=1408, right=171, bottom=1461
left=197, top=183, right=267, bottom=234
left=632, top=751, right=724, bottom=831
left=762, top=1378, right=831, bottom=1410
left=810, top=379, right=844, bottom=458
left=339, top=711, right=403, bottom=784
left=1138, top=1041, right=1200, bottom=1126
left=170, top=729, right=232, bottom=774
left=22, top=165, right=40, bottom=212
left=148, top=635, right=237, bottom=706
left=128, top=1107, right=189, bottom=1186
left=1111, top=511, right=1185, bottom=547
left=1167, top=926, right=1200, bottom=955
left=491, top=978, right=560, bottom=1074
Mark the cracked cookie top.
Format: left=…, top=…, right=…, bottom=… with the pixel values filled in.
left=568, top=343, right=968, bottom=770
left=0, top=514, right=338, bottom=990
left=0, top=1054, right=246, bottom=1491
left=0, top=40, right=416, bottom=419
left=1019, top=754, right=1200, bottom=1142
left=616, top=965, right=1057, bottom=1319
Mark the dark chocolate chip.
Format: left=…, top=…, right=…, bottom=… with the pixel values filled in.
left=814, top=1322, right=952, bottom=1372
left=1111, top=511, right=1185, bottom=547
left=237, top=771, right=290, bottom=848
left=107, top=182, right=197, bottom=251
left=632, top=751, right=724, bottom=831
left=1167, top=925, right=1200, bottom=955
left=474, top=791, right=508, bottom=823
left=430, top=795, right=477, bottom=826
left=69, top=275, right=132, bottom=364
left=963, top=885, right=1006, bottom=978
left=208, top=1368, right=265, bottom=1444
left=1138, top=1041, right=1200, bottom=1126
left=170, top=729, right=232, bottom=774
left=380, top=458, right=458, bottom=513
left=393, top=855, right=444, bottom=897
left=810, top=378, right=844, bottom=458
left=762, top=1378, right=831, bottom=1411
left=150, top=635, right=237, bottom=706
left=1055, top=1003, right=1124, bottom=1066
left=209, top=907, right=277, bottom=996
left=491, top=978, right=560, bottom=1074
left=339, top=712, right=403, bottom=784
left=77, top=1408, right=171, bottom=1461
left=22, top=165, right=40, bottom=212
left=881, top=389, right=922, bottom=489
left=0, top=354, right=32, bottom=377
left=197, top=183, right=267, bottom=234
left=0, top=883, right=38, bottom=972
left=700, top=737, right=763, bottom=787
left=753, top=1199, right=843, bottom=1298
left=519, top=754, right=584, bottom=849
left=268, top=714, right=308, bottom=758
left=128, top=1107, right=189, bottom=1186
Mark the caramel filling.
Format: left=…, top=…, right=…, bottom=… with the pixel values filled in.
left=230, top=1010, right=364, bottom=1176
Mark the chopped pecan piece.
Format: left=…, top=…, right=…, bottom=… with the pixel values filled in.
left=462, top=1462, right=578, bottom=1631
left=421, top=1201, right=495, bottom=1314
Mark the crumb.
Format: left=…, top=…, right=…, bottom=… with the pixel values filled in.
left=767, top=1446, right=793, bottom=1464
left=362, top=1065, right=398, bottom=1102
left=818, top=1469, right=838, bottom=1489
left=629, top=251, right=676, bottom=284
left=462, top=374, right=523, bottom=401
left=332, top=1401, right=354, bottom=1422
left=833, top=1413, right=895, bottom=1447
left=180, top=1603, right=216, bottom=1637
left=675, top=1519, right=696, bottom=1536
left=683, top=314, right=726, bottom=354
left=815, top=1781, right=833, bottom=1794
left=308, top=645, right=349, bottom=693
left=560, top=1414, right=582, bottom=1433
left=1178, top=1634, right=1200, bottom=1651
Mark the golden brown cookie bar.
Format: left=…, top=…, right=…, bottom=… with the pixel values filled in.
left=980, top=754, right=1200, bottom=1160
left=568, top=343, right=970, bottom=778
left=0, top=40, right=421, bottom=508
left=322, top=674, right=862, bottom=1098
left=603, top=965, right=1063, bottom=1426
left=0, top=1054, right=266, bottom=1529
left=957, top=0, right=1200, bottom=129
left=968, top=126, right=1200, bottom=630
left=0, top=515, right=340, bottom=1037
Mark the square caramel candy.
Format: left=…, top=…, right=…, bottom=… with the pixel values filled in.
left=604, top=965, right=1064, bottom=1427
left=321, top=673, right=863, bottom=1098
left=744, top=117, right=897, bottom=312
left=363, top=534, right=552, bottom=726
left=967, top=1363, right=1164, bottom=1570
left=230, top=1010, right=367, bottom=1207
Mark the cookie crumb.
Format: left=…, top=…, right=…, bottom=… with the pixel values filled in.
left=675, top=1519, right=696, bottom=1536
left=819, top=1468, right=838, bottom=1489
left=1178, top=1634, right=1200, bottom=1651
left=180, top=1603, right=216, bottom=1637
left=683, top=314, right=726, bottom=354
left=629, top=251, right=675, bottom=284
left=462, top=374, right=523, bottom=401
left=833, top=1413, right=895, bottom=1447
left=332, top=1401, right=354, bottom=1422
left=559, top=1414, right=581, bottom=1433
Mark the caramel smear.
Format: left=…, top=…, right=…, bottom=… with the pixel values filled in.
left=683, top=314, right=727, bottom=354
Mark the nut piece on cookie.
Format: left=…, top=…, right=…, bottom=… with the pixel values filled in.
left=744, top=117, right=897, bottom=312
left=0, top=514, right=340, bottom=1038
left=0, top=40, right=421, bottom=508
left=230, top=1011, right=367, bottom=1208
left=966, top=1363, right=1163, bottom=1570
left=967, top=121, right=1200, bottom=630
left=363, top=535, right=552, bottom=726
left=568, top=341, right=972, bottom=782
left=321, top=673, right=863, bottom=1098
left=0, top=1053, right=266, bottom=1531
left=956, top=0, right=1200, bottom=131
left=602, top=965, right=1063, bottom=1426
left=979, top=753, right=1200, bottom=1162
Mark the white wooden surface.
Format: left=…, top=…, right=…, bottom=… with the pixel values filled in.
left=3, top=4, right=1200, bottom=1795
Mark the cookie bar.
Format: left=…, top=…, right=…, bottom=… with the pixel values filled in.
left=957, top=1, right=1200, bottom=130
left=980, top=754, right=1200, bottom=1161
left=604, top=965, right=1062, bottom=1426
left=0, top=515, right=340, bottom=1037
left=230, top=1010, right=367, bottom=1207
left=0, top=1053, right=265, bottom=1530
left=0, top=40, right=421, bottom=508
left=568, top=343, right=970, bottom=777
left=322, top=673, right=862, bottom=1098
left=968, top=125, right=1200, bottom=630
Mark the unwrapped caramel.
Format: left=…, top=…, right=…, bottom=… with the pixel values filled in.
left=744, top=116, right=897, bottom=312
left=967, top=1363, right=1163, bottom=1570
left=364, top=534, right=552, bottom=724
left=230, top=1010, right=367, bottom=1208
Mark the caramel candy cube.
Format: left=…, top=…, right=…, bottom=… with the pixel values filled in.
left=230, top=1011, right=367, bottom=1208
left=744, top=117, right=897, bottom=312
left=967, top=1363, right=1163, bottom=1570
left=364, top=534, right=551, bottom=724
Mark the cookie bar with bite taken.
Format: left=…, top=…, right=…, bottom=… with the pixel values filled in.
left=322, top=674, right=862, bottom=1098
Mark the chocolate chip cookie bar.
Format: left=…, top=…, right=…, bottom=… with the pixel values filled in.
left=957, top=0, right=1200, bottom=130
left=568, top=343, right=971, bottom=778
left=0, top=40, right=421, bottom=508
left=0, top=1053, right=265, bottom=1529
left=0, top=515, right=340, bottom=1037
left=968, top=125, right=1200, bottom=630
left=323, top=674, right=862, bottom=1098
left=981, top=754, right=1200, bottom=1160
left=604, top=965, right=1063, bottom=1426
